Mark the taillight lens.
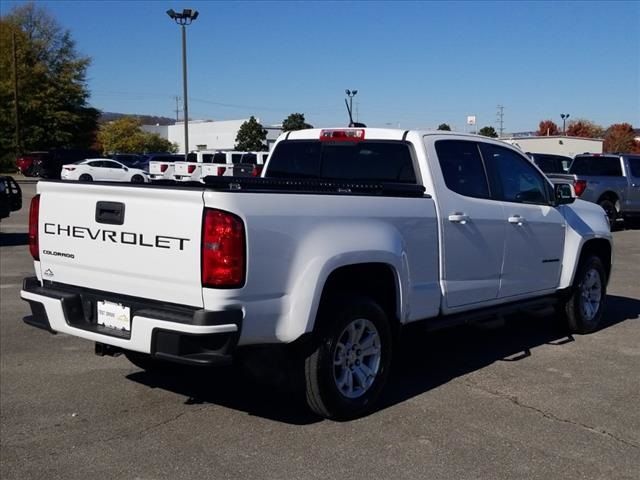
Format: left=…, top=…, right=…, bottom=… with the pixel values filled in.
left=160, top=164, right=168, bottom=172
left=187, top=164, right=196, bottom=174
left=217, top=166, right=226, bottom=176
left=320, top=129, right=365, bottom=142
left=201, top=209, right=245, bottom=288
left=252, top=166, right=264, bottom=177
left=29, top=195, right=40, bottom=260
left=574, top=180, right=587, bottom=197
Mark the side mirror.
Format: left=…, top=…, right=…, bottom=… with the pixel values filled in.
left=123, top=167, right=129, bottom=172
left=554, top=182, right=575, bottom=205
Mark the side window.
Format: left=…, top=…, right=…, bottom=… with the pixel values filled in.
left=202, top=154, right=214, bottom=163
left=591, top=157, right=622, bottom=176
left=231, top=154, right=243, bottom=164
left=628, top=157, right=640, bottom=177
left=480, top=144, right=549, bottom=205
left=105, top=161, right=122, bottom=169
left=569, top=157, right=589, bottom=175
left=89, top=161, right=103, bottom=168
left=212, top=153, right=227, bottom=164
left=434, top=140, right=490, bottom=199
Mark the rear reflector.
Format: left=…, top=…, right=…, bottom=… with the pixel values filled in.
left=187, top=164, right=196, bottom=174
left=217, top=167, right=226, bottom=176
left=29, top=195, right=40, bottom=261
left=252, top=165, right=263, bottom=177
left=319, top=129, right=365, bottom=142
left=574, top=179, right=587, bottom=197
left=201, top=209, right=245, bottom=288
left=160, top=164, right=168, bottom=172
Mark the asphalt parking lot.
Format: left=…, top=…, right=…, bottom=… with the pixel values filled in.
left=1, top=181, right=639, bottom=480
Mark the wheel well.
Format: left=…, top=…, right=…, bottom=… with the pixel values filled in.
left=318, top=263, right=400, bottom=329
left=597, top=191, right=618, bottom=204
left=580, top=239, right=612, bottom=282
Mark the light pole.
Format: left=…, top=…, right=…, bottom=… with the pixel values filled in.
left=560, top=113, right=570, bottom=135
left=345, top=89, right=357, bottom=126
left=167, top=8, right=199, bottom=159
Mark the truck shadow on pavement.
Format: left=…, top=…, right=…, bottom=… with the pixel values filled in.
left=126, top=294, right=639, bottom=425
left=0, top=232, right=28, bottom=247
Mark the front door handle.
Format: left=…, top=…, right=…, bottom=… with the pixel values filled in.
left=508, top=215, right=525, bottom=226
left=448, top=213, right=469, bottom=224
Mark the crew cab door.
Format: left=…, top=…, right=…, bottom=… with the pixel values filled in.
left=430, top=139, right=505, bottom=308
left=479, top=143, right=565, bottom=297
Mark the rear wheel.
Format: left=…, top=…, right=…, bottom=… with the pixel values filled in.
left=79, top=173, right=93, bottom=182
left=304, top=297, right=392, bottom=420
left=559, top=255, right=607, bottom=334
left=131, top=174, right=144, bottom=183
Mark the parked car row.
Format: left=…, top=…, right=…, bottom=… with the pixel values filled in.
left=149, top=150, right=269, bottom=183
left=526, top=151, right=640, bottom=224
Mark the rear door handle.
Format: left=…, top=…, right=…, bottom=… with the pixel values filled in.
left=508, top=215, right=525, bottom=226
left=448, top=213, right=469, bottom=224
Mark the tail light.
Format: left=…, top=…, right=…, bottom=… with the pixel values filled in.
left=201, top=209, right=245, bottom=288
left=160, top=164, right=168, bottom=173
left=217, top=167, right=226, bottom=176
left=28, top=195, right=40, bottom=260
left=63, top=167, right=76, bottom=171
left=187, top=164, right=196, bottom=174
left=574, top=180, right=587, bottom=197
left=320, top=129, right=365, bottom=142
left=252, top=165, right=264, bottom=177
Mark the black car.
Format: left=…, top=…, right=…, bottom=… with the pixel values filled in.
left=28, top=149, right=101, bottom=179
left=0, top=176, right=22, bottom=221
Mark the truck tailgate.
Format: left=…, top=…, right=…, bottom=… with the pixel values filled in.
left=37, top=181, right=204, bottom=307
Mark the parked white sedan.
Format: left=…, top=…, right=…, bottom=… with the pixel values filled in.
left=61, top=159, right=149, bottom=183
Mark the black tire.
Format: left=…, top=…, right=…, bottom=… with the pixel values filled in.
left=304, top=296, right=392, bottom=420
left=131, top=174, right=144, bottom=184
left=598, top=198, right=618, bottom=225
left=124, top=350, right=174, bottom=372
left=559, top=255, right=607, bottom=334
left=79, top=173, right=93, bottom=182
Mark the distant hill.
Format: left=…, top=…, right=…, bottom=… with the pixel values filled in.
left=99, top=112, right=175, bottom=126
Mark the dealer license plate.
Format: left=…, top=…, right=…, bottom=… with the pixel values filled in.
left=97, top=300, right=131, bottom=332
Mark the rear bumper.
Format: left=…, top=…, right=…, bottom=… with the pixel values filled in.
left=20, top=277, right=241, bottom=366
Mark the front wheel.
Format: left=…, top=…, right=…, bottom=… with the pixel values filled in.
left=559, top=255, right=607, bottom=334
left=598, top=198, right=618, bottom=225
left=131, top=174, right=145, bottom=183
left=304, top=297, right=392, bottom=420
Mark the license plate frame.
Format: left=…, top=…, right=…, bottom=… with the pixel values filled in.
left=96, top=300, right=131, bottom=332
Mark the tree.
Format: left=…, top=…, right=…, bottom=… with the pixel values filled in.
left=235, top=116, right=267, bottom=151
left=282, top=113, right=312, bottom=132
left=536, top=120, right=559, bottom=136
left=437, top=123, right=451, bottom=131
left=478, top=126, right=498, bottom=138
left=603, top=123, right=640, bottom=153
left=98, top=117, right=177, bottom=154
left=566, top=119, right=604, bottom=138
left=0, top=3, right=99, bottom=170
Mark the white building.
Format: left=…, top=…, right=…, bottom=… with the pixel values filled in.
left=500, top=136, right=603, bottom=157
left=143, top=119, right=282, bottom=153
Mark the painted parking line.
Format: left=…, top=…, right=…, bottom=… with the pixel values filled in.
left=0, top=283, right=22, bottom=289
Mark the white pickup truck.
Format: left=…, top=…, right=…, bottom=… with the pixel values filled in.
left=21, top=128, right=612, bottom=419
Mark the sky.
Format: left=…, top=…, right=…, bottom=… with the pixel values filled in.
left=2, top=0, right=639, bottom=133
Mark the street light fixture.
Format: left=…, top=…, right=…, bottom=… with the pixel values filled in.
left=345, top=89, right=358, bottom=126
left=167, top=8, right=199, bottom=159
left=560, top=113, right=570, bottom=135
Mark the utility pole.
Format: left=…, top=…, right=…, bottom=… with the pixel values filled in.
left=496, top=105, right=504, bottom=137
left=12, top=31, right=21, bottom=156
left=174, top=95, right=181, bottom=122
